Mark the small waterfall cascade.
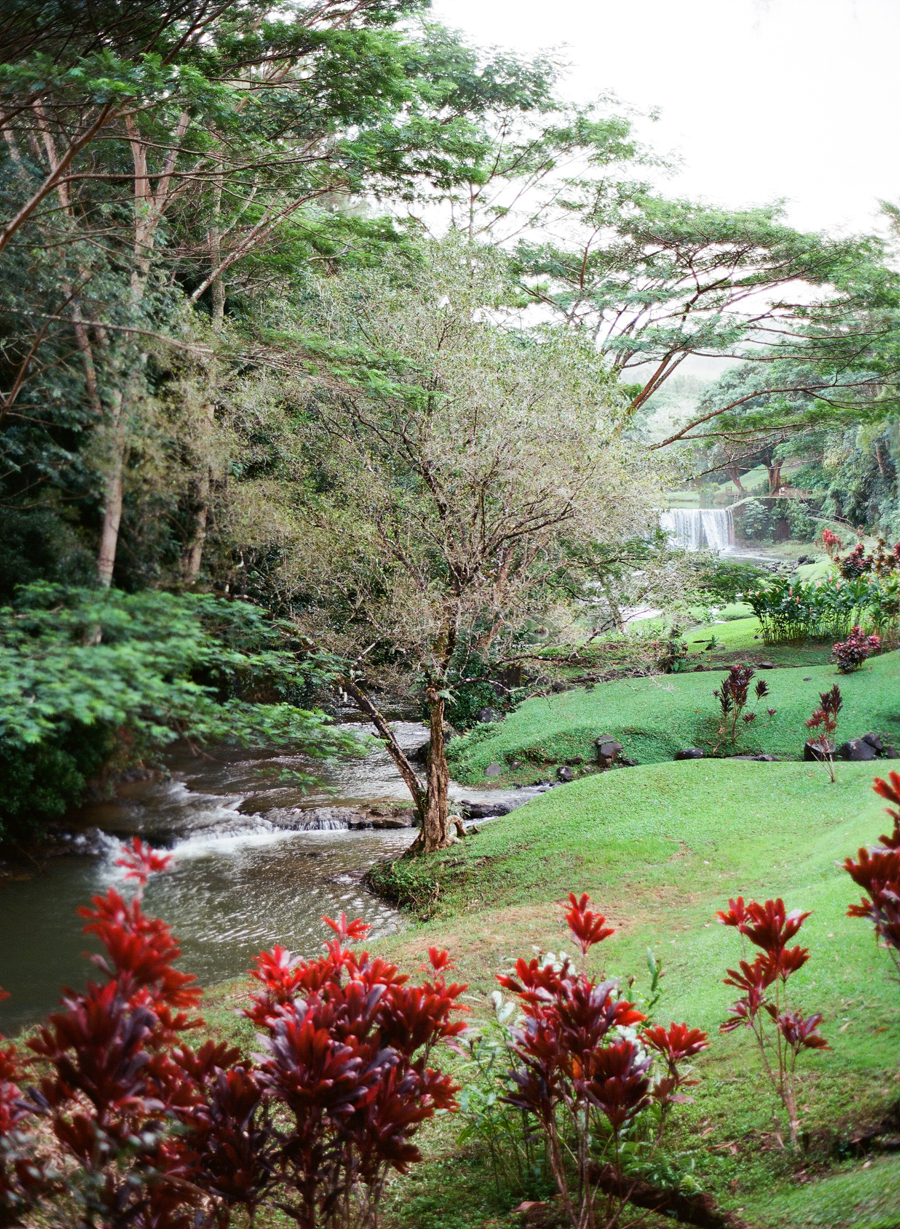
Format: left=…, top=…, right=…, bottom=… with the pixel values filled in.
left=660, top=507, right=734, bottom=552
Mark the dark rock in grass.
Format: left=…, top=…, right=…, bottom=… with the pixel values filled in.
left=863, top=732, right=884, bottom=752
left=551, top=681, right=568, bottom=693
left=758, top=661, right=775, bottom=669
left=675, top=748, right=704, bottom=760
left=557, top=765, right=575, bottom=782
left=477, top=707, right=502, bottom=724
left=565, top=756, right=584, bottom=766
left=884, top=746, right=900, bottom=759
left=595, top=736, right=623, bottom=769
left=620, top=757, right=637, bottom=767
left=693, top=664, right=706, bottom=671
left=804, top=739, right=834, bottom=762
left=484, top=763, right=503, bottom=777
left=509, top=759, right=523, bottom=769
left=837, top=738, right=877, bottom=762
left=752, top=754, right=779, bottom=762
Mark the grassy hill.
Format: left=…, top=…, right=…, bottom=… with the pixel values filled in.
left=447, top=647, right=900, bottom=784
left=371, top=758, right=900, bottom=1229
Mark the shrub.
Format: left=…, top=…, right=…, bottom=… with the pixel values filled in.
left=746, top=573, right=873, bottom=644
left=0, top=839, right=468, bottom=1229
left=0, top=584, right=354, bottom=836
left=820, top=528, right=843, bottom=559
left=837, top=537, right=900, bottom=579
left=718, top=897, right=828, bottom=1147
left=495, top=893, right=707, bottom=1229
left=832, top=625, right=881, bottom=672
left=843, top=770, right=900, bottom=985
left=696, top=559, right=768, bottom=604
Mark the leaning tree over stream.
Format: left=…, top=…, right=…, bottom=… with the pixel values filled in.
left=287, top=237, right=661, bottom=851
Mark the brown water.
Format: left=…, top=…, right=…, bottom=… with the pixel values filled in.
left=0, top=722, right=536, bottom=1035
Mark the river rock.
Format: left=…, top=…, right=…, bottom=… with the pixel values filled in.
left=675, top=748, right=704, bottom=760
left=459, top=799, right=516, bottom=819
left=557, top=765, right=575, bottom=782
left=862, top=732, right=884, bottom=752
left=477, top=707, right=502, bottom=724
left=484, top=763, right=503, bottom=777
left=884, top=746, right=900, bottom=758
left=837, top=738, right=877, bottom=761
left=758, top=661, right=775, bottom=669
left=804, top=739, right=833, bottom=761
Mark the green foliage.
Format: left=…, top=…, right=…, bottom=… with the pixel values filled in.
left=0, top=583, right=352, bottom=835
left=746, top=573, right=881, bottom=643
left=696, top=558, right=769, bottom=604
left=736, top=498, right=772, bottom=541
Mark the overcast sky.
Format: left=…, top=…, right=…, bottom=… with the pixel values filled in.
left=430, top=0, right=900, bottom=238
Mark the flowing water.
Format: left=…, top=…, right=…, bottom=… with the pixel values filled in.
left=0, top=721, right=538, bottom=1035
left=660, top=507, right=735, bottom=552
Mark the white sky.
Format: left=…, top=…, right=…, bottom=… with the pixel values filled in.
left=430, top=0, right=900, bottom=237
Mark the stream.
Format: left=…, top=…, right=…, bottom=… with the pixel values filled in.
left=0, top=720, right=539, bottom=1035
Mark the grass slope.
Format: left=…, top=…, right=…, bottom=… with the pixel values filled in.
left=375, top=758, right=900, bottom=1229
left=448, top=647, right=900, bottom=784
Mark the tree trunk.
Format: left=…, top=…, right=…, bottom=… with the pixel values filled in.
left=181, top=466, right=210, bottom=585
left=338, top=677, right=426, bottom=821
left=766, top=459, right=782, bottom=493
left=422, top=683, right=451, bottom=852
left=726, top=465, right=744, bottom=493
left=96, top=385, right=127, bottom=587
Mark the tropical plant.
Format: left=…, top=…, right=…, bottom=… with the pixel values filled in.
left=805, top=685, right=843, bottom=783
left=831, top=625, right=881, bottom=672
left=843, top=771, right=900, bottom=985
left=820, top=528, right=843, bottom=559
left=496, top=893, right=708, bottom=1229
left=0, top=838, right=468, bottom=1229
left=718, top=897, right=828, bottom=1147
left=712, top=663, right=770, bottom=743
left=746, top=573, right=874, bottom=643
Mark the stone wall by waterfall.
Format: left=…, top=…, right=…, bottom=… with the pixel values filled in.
left=660, top=507, right=734, bottom=552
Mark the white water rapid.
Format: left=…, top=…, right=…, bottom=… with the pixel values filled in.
left=660, top=507, right=734, bottom=552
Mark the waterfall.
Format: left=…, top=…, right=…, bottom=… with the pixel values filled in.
left=660, top=508, right=734, bottom=552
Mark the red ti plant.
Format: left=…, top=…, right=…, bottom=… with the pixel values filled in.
left=718, top=898, right=828, bottom=1147
left=246, top=913, right=468, bottom=1228
left=0, top=988, right=49, bottom=1229
left=713, top=664, right=770, bottom=744
left=843, top=770, right=900, bottom=984
left=498, top=894, right=708, bottom=1229
left=832, top=625, right=881, bottom=673
left=805, top=684, right=843, bottom=783
left=0, top=837, right=469, bottom=1229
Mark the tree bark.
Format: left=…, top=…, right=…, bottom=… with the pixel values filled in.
left=422, top=683, right=451, bottom=852
left=726, top=465, right=744, bottom=493
left=766, top=459, right=782, bottom=493
left=181, top=465, right=210, bottom=584
left=96, top=385, right=128, bottom=587
left=338, top=677, right=426, bottom=821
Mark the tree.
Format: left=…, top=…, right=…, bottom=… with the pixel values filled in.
left=283, top=237, right=660, bottom=850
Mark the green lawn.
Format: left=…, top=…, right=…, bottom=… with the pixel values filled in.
left=370, top=758, right=900, bottom=1229
left=447, top=647, right=900, bottom=784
